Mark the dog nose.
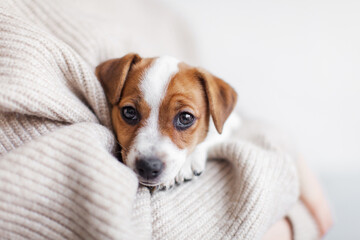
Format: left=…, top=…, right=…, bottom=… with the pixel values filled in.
left=136, top=157, right=164, bottom=179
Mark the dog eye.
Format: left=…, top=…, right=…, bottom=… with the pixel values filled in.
left=174, top=112, right=195, bottom=130
left=121, top=106, right=140, bottom=125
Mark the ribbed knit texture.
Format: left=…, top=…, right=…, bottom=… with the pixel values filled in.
left=1, top=1, right=302, bottom=239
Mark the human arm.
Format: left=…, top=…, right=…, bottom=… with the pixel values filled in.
left=263, top=157, right=333, bottom=240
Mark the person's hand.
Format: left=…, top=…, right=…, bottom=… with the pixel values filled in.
left=263, top=157, right=333, bottom=240
left=263, top=218, right=293, bottom=240
left=297, top=156, right=333, bottom=236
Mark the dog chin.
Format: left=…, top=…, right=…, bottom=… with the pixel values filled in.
left=138, top=173, right=175, bottom=187
left=138, top=180, right=159, bottom=187
left=137, top=176, right=163, bottom=187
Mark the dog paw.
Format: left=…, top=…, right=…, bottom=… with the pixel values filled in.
left=175, top=159, right=193, bottom=184
left=191, top=156, right=205, bottom=176
left=175, top=149, right=207, bottom=184
left=190, top=148, right=207, bottom=177
left=159, top=178, right=175, bottom=190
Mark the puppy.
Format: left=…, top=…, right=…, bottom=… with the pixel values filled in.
left=96, top=53, right=240, bottom=189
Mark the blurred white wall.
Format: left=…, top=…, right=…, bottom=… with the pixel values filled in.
left=159, top=0, right=360, bottom=175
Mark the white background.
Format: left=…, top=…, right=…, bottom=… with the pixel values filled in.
left=158, top=0, right=360, bottom=238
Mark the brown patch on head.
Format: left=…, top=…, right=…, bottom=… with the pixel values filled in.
left=158, top=62, right=237, bottom=152
left=113, top=58, right=156, bottom=161
left=96, top=53, right=142, bottom=105
left=96, top=54, right=156, bottom=162
left=159, top=63, right=210, bottom=152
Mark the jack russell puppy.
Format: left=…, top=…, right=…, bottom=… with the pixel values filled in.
left=96, top=53, right=240, bottom=189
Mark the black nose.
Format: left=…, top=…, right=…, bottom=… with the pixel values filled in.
left=136, top=157, right=164, bottom=179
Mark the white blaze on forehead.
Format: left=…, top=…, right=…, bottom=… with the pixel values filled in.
left=140, top=56, right=180, bottom=107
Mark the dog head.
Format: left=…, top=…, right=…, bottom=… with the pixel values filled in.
left=96, top=53, right=237, bottom=186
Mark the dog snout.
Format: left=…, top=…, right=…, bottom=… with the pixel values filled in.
left=136, top=157, right=164, bottom=179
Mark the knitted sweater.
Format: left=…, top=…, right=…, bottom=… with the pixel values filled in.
left=0, top=0, right=317, bottom=239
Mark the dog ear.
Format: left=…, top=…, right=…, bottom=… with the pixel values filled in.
left=96, top=53, right=142, bottom=105
left=196, top=69, right=237, bottom=134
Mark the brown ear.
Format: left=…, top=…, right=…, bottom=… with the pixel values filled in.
left=95, top=53, right=142, bottom=105
left=196, top=69, right=237, bottom=134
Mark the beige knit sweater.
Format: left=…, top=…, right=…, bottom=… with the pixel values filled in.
left=0, top=0, right=317, bottom=239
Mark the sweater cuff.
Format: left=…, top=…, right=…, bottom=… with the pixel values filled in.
left=287, top=201, right=319, bottom=240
